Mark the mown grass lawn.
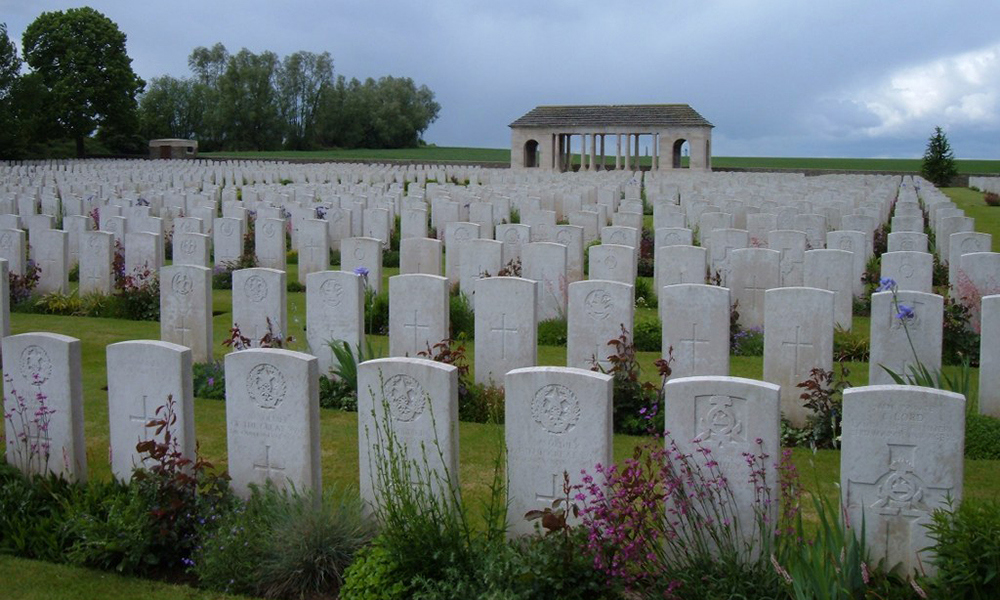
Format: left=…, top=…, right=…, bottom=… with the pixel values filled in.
left=4, top=182, right=1000, bottom=598
left=202, top=147, right=1000, bottom=174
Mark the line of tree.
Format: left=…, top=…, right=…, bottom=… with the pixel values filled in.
left=0, top=9, right=441, bottom=159
left=140, top=43, right=441, bottom=152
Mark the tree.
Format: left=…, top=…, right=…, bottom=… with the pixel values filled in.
left=139, top=75, right=206, bottom=140
left=22, top=7, right=145, bottom=157
left=921, top=126, right=958, bottom=187
left=277, top=51, right=333, bottom=149
left=217, top=48, right=282, bottom=151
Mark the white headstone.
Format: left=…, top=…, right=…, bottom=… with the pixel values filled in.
left=340, top=237, right=384, bottom=294
left=661, top=284, right=730, bottom=379
left=730, top=248, right=781, bottom=329
left=160, top=264, right=214, bottom=363
left=2, top=332, right=86, bottom=481
left=225, top=348, right=321, bottom=499
left=880, top=251, right=933, bottom=293
left=388, top=274, right=449, bottom=357
left=523, top=242, right=568, bottom=322
left=763, top=287, right=834, bottom=427
left=505, top=366, right=613, bottom=537
left=232, top=268, right=288, bottom=346
left=841, top=385, right=964, bottom=576
left=255, top=217, right=287, bottom=271
left=768, top=230, right=806, bottom=288
left=588, top=244, right=636, bottom=285
left=475, top=277, right=538, bottom=385
left=868, top=290, right=943, bottom=385
left=306, top=270, right=365, bottom=375
left=357, top=357, right=458, bottom=510
left=399, top=237, right=443, bottom=276
left=34, top=229, right=69, bottom=295
left=106, top=341, right=194, bottom=481
left=980, top=295, right=1000, bottom=417
left=567, top=280, right=634, bottom=371
left=804, top=249, right=855, bottom=330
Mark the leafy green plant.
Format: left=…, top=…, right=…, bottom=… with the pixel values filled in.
left=834, top=326, right=870, bottom=362
left=449, top=291, right=474, bottom=340
left=634, top=277, right=657, bottom=309
left=192, top=361, right=225, bottom=400
left=537, top=317, right=567, bottom=346
left=795, top=365, right=851, bottom=449
left=339, top=538, right=413, bottom=600
left=926, top=499, right=1000, bottom=600
left=942, top=296, right=980, bottom=366
left=965, top=413, right=1000, bottom=460
left=591, top=325, right=670, bottom=435
left=320, top=374, right=358, bottom=411
left=632, top=316, right=661, bottom=352
left=190, top=490, right=272, bottom=595
left=731, top=326, right=764, bottom=356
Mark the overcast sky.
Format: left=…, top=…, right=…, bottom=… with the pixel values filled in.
left=4, top=0, right=999, bottom=158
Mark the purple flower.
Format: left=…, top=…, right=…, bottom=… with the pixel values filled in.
left=876, top=278, right=897, bottom=292
left=207, top=377, right=215, bottom=387
left=896, top=304, right=915, bottom=321
left=353, top=267, right=369, bottom=277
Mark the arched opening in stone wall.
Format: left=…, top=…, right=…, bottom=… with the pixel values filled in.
left=523, top=139, right=540, bottom=168
left=673, top=139, right=689, bottom=169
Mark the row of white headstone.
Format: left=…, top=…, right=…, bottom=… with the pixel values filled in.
left=1, top=330, right=965, bottom=577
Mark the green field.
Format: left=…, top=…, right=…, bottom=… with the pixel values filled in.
left=202, top=146, right=1000, bottom=174
left=3, top=186, right=1000, bottom=598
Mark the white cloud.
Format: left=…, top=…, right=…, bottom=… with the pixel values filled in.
left=835, top=42, right=1000, bottom=137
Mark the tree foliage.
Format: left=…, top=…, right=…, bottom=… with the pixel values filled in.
left=921, top=126, right=958, bottom=187
left=139, top=43, right=440, bottom=151
left=21, top=7, right=144, bottom=157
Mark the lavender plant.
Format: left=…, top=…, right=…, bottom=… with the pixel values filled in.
left=2, top=375, right=56, bottom=476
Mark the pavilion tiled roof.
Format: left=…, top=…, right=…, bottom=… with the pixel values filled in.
left=509, top=104, right=713, bottom=129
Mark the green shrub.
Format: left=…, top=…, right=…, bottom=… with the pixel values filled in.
left=68, top=263, right=79, bottom=282
left=320, top=373, right=358, bottom=411
left=340, top=538, right=413, bottom=600
left=583, top=240, right=600, bottom=277
left=382, top=249, right=400, bottom=268
left=834, top=326, right=870, bottom=362
left=632, top=317, right=661, bottom=352
left=537, top=317, right=567, bottom=346
left=191, top=492, right=272, bottom=595
left=366, top=289, right=389, bottom=335
left=193, top=361, right=226, bottom=400
left=257, top=488, right=376, bottom=599
left=286, top=280, right=305, bottom=293
left=461, top=382, right=505, bottom=424
left=286, top=249, right=298, bottom=264
left=449, top=292, right=475, bottom=340
left=731, top=326, right=764, bottom=356
left=634, top=277, right=657, bottom=309
left=965, top=414, right=1000, bottom=460
left=942, top=297, right=980, bottom=366
left=926, top=499, right=1000, bottom=599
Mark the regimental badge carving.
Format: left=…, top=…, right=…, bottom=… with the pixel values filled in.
left=248, top=364, right=286, bottom=410
left=220, top=221, right=235, bottom=236
left=839, top=238, right=853, bottom=252
left=610, top=231, right=625, bottom=245
left=180, top=239, right=197, bottom=255
left=20, top=345, right=52, bottom=386
left=531, top=384, right=581, bottom=434
left=899, top=263, right=914, bottom=279
left=244, top=274, right=268, bottom=302
left=87, top=234, right=103, bottom=249
left=321, top=279, right=343, bottom=307
left=584, top=289, right=613, bottom=320
left=900, top=240, right=914, bottom=251
left=353, top=246, right=365, bottom=260
left=383, top=374, right=426, bottom=422
left=263, top=221, right=278, bottom=237
left=329, top=209, right=343, bottom=224
left=171, top=272, right=193, bottom=296
left=455, top=228, right=471, bottom=242
left=695, top=395, right=746, bottom=447
left=961, top=238, right=979, bottom=253
left=556, top=230, right=571, bottom=245
left=603, top=254, right=617, bottom=269
left=0, top=233, right=11, bottom=249
left=504, top=229, right=519, bottom=244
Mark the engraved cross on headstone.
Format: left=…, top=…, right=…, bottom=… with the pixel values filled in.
left=536, top=472, right=561, bottom=504
left=404, top=309, right=430, bottom=352
left=490, top=312, right=518, bottom=360
left=129, top=395, right=155, bottom=435
left=746, top=275, right=767, bottom=311
left=680, top=322, right=710, bottom=366
left=253, top=444, right=286, bottom=480
left=781, top=325, right=814, bottom=373
left=847, top=443, right=951, bottom=570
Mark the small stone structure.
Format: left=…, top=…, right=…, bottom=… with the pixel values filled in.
left=509, top=104, right=713, bottom=172
left=149, top=138, right=198, bottom=159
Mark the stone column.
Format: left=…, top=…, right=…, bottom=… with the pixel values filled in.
left=579, top=135, right=586, bottom=172
left=652, top=133, right=658, bottom=170
left=615, top=134, right=622, bottom=170
left=589, top=134, right=596, bottom=172
left=599, top=135, right=606, bottom=171
left=634, top=134, right=641, bottom=171
left=624, top=134, right=631, bottom=170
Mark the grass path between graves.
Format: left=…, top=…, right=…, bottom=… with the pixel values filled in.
left=201, top=147, right=1000, bottom=174
left=943, top=187, right=1000, bottom=251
